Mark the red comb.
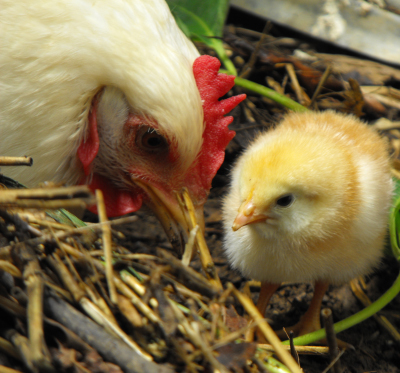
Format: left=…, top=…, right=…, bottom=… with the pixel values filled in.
left=192, top=55, right=246, bottom=192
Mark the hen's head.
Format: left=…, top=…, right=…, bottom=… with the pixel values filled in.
left=78, top=55, right=245, bottom=249
left=78, top=55, right=245, bottom=248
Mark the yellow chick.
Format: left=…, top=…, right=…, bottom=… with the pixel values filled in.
left=222, top=110, right=393, bottom=338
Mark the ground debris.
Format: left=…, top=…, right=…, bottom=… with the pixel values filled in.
left=0, top=186, right=297, bottom=373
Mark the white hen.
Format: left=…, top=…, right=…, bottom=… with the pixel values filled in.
left=0, top=0, right=245, bottom=247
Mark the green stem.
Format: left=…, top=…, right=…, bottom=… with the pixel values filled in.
left=219, top=70, right=308, bottom=112
left=282, top=270, right=400, bottom=346
left=259, top=356, right=291, bottom=373
left=213, top=43, right=237, bottom=76
left=390, top=196, right=400, bottom=260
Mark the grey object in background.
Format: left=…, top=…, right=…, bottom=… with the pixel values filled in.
left=230, top=0, right=400, bottom=66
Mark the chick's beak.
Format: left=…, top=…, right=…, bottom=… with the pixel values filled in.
left=132, top=178, right=204, bottom=254
left=232, top=200, right=270, bottom=231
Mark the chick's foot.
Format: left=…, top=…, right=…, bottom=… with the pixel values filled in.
left=276, top=281, right=352, bottom=349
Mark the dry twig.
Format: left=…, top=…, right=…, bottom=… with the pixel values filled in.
left=0, top=156, right=33, bottom=166
left=180, top=188, right=222, bottom=289
left=228, top=283, right=302, bottom=373
left=95, top=190, right=118, bottom=304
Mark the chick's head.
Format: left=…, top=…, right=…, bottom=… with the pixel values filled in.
left=232, top=130, right=359, bottom=241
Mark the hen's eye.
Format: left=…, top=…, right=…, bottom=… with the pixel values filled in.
left=276, top=194, right=294, bottom=207
left=143, top=132, right=164, bottom=147
left=136, top=126, right=168, bottom=152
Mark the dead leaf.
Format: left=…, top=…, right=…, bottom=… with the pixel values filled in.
left=215, top=342, right=257, bottom=372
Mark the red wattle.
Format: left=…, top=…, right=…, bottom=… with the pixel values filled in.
left=86, top=174, right=142, bottom=217
left=77, top=107, right=100, bottom=176
left=77, top=101, right=141, bottom=217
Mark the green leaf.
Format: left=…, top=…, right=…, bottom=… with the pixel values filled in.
left=167, top=0, right=237, bottom=75
left=167, top=0, right=229, bottom=38
left=390, top=178, right=400, bottom=261
left=46, top=208, right=87, bottom=228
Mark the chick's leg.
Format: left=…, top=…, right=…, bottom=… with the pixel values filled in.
left=296, top=281, right=329, bottom=336
left=257, top=282, right=281, bottom=316
left=246, top=282, right=280, bottom=342
left=291, top=281, right=351, bottom=348
left=276, top=281, right=329, bottom=340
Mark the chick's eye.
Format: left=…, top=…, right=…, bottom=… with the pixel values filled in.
left=276, top=194, right=294, bottom=207
left=136, top=126, right=168, bottom=152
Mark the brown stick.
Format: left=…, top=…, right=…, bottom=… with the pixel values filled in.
left=257, top=343, right=329, bottom=355
left=180, top=188, right=222, bottom=289
left=239, top=21, right=271, bottom=79
left=0, top=186, right=94, bottom=209
left=322, top=308, right=342, bottom=373
left=44, top=295, right=173, bottom=373
left=19, top=242, right=54, bottom=372
left=310, top=65, right=332, bottom=108
left=228, top=283, right=302, bottom=373
left=0, top=185, right=91, bottom=200
left=284, top=63, right=310, bottom=106
left=0, top=156, right=33, bottom=166
left=96, top=190, right=117, bottom=304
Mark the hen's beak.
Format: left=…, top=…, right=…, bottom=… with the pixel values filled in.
left=132, top=179, right=205, bottom=254
left=232, top=200, right=270, bottom=231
